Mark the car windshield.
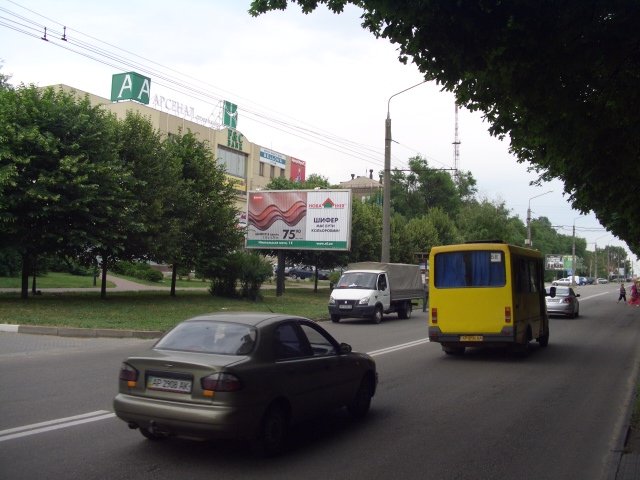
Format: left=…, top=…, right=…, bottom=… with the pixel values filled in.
left=336, top=272, right=377, bottom=289
left=155, top=321, right=257, bottom=355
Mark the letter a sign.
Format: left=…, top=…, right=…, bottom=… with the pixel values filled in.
left=111, top=72, right=151, bottom=105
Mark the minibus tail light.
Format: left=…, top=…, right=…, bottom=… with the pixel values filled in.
left=431, top=307, right=438, bottom=324
left=504, top=306, right=512, bottom=323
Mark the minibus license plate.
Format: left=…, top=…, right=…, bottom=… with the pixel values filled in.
left=339, top=304, right=352, bottom=310
left=460, top=335, right=483, bottom=342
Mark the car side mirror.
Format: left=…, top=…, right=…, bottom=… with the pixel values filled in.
left=576, top=293, right=581, bottom=297
left=547, top=286, right=556, bottom=298
left=339, top=342, right=352, bottom=354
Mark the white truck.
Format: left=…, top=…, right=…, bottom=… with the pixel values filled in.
left=328, top=262, right=424, bottom=323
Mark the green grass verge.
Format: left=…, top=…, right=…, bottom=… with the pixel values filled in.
left=0, top=288, right=331, bottom=332
left=0, top=272, right=115, bottom=289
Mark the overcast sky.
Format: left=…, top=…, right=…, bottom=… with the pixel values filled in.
left=1, top=0, right=634, bottom=270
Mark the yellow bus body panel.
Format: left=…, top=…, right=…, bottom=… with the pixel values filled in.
left=428, top=243, right=547, bottom=342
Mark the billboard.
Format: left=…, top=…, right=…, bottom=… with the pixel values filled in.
left=246, top=190, right=352, bottom=250
left=290, top=157, right=306, bottom=182
left=545, top=254, right=582, bottom=271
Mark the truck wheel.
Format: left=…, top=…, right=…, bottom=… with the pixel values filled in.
left=398, top=301, right=412, bottom=319
left=331, top=314, right=341, bottom=323
left=371, top=306, right=383, bottom=324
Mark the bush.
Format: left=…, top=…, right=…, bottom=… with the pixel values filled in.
left=205, top=251, right=273, bottom=300
left=0, top=248, right=21, bottom=276
left=238, top=252, right=274, bottom=301
left=112, top=261, right=164, bottom=283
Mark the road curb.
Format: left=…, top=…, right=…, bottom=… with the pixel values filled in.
left=0, top=323, right=162, bottom=339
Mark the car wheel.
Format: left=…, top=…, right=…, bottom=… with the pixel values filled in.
left=575, top=306, right=579, bottom=318
left=347, top=376, right=374, bottom=420
left=371, top=306, right=383, bottom=324
left=257, top=404, right=288, bottom=457
left=331, top=314, right=341, bottom=323
left=139, top=427, right=167, bottom=441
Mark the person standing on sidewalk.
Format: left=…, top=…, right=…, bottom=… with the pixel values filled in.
left=618, top=283, right=627, bottom=303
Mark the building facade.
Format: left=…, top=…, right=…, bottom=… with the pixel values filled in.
left=54, top=75, right=307, bottom=218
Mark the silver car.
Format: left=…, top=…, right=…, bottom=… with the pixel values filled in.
left=113, top=312, right=377, bottom=455
left=545, top=286, right=580, bottom=318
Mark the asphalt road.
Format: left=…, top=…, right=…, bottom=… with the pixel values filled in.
left=1, top=283, right=639, bottom=480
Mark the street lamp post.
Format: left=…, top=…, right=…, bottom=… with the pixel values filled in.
left=526, top=190, right=553, bottom=246
left=381, top=80, right=427, bottom=263
left=572, top=216, right=582, bottom=287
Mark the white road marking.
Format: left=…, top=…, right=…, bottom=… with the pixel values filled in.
left=0, top=410, right=115, bottom=442
left=367, top=338, right=430, bottom=357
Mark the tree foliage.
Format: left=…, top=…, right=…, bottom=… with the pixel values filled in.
left=249, top=0, right=640, bottom=254
left=0, top=85, right=132, bottom=298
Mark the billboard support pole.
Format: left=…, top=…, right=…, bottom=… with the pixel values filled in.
left=276, top=250, right=285, bottom=297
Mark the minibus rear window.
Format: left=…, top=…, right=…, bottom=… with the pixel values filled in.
left=434, top=251, right=506, bottom=288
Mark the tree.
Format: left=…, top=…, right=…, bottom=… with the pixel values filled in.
left=0, top=85, right=131, bottom=298
left=456, top=199, right=526, bottom=245
left=161, top=131, right=243, bottom=296
left=389, top=156, right=476, bottom=218
left=249, top=1, right=640, bottom=254
left=116, top=111, right=175, bottom=262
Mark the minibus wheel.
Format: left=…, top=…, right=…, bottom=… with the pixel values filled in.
left=442, top=345, right=465, bottom=355
left=537, top=332, right=549, bottom=347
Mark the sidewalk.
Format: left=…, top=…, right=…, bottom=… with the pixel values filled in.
left=0, top=274, right=205, bottom=293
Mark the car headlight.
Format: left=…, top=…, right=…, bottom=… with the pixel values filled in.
left=329, top=296, right=335, bottom=305
left=359, top=296, right=370, bottom=305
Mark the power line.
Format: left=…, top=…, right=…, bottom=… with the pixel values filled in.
left=1, top=1, right=417, bottom=174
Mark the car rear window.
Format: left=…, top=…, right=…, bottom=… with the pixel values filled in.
left=155, top=321, right=257, bottom=355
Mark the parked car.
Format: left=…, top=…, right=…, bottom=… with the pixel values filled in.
left=597, top=278, right=609, bottom=284
left=288, top=265, right=330, bottom=280
left=545, top=286, right=580, bottom=318
left=113, top=313, right=377, bottom=455
left=552, top=278, right=571, bottom=286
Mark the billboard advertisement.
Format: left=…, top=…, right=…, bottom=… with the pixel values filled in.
left=290, top=157, right=306, bottom=182
left=246, top=190, right=351, bottom=250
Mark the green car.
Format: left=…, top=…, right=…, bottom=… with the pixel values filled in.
left=113, top=312, right=377, bottom=455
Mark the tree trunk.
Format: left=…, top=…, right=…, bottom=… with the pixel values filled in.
left=313, top=254, right=319, bottom=293
left=276, top=250, right=285, bottom=297
left=20, top=252, right=29, bottom=299
left=100, top=261, right=108, bottom=299
left=31, top=259, right=37, bottom=295
left=170, top=264, right=177, bottom=297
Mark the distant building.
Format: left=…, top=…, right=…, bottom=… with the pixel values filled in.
left=50, top=74, right=307, bottom=213
left=339, top=170, right=382, bottom=201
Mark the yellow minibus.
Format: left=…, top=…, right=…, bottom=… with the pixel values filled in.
left=428, top=241, right=551, bottom=355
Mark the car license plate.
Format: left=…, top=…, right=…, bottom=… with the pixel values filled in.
left=460, top=335, right=483, bottom=342
left=147, top=376, right=192, bottom=393
left=339, top=304, right=353, bottom=310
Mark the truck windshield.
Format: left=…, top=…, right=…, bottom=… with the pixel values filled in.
left=336, top=272, right=377, bottom=289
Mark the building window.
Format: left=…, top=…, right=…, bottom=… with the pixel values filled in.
left=270, top=165, right=275, bottom=179
left=280, top=168, right=285, bottom=178
left=216, top=146, right=247, bottom=178
left=259, top=162, right=265, bottom=177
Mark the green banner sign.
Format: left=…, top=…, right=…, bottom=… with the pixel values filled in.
left=111, top=72, right=151, bottom=105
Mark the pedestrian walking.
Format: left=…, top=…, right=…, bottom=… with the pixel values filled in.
left=618, top=283, right=627, bottom=303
